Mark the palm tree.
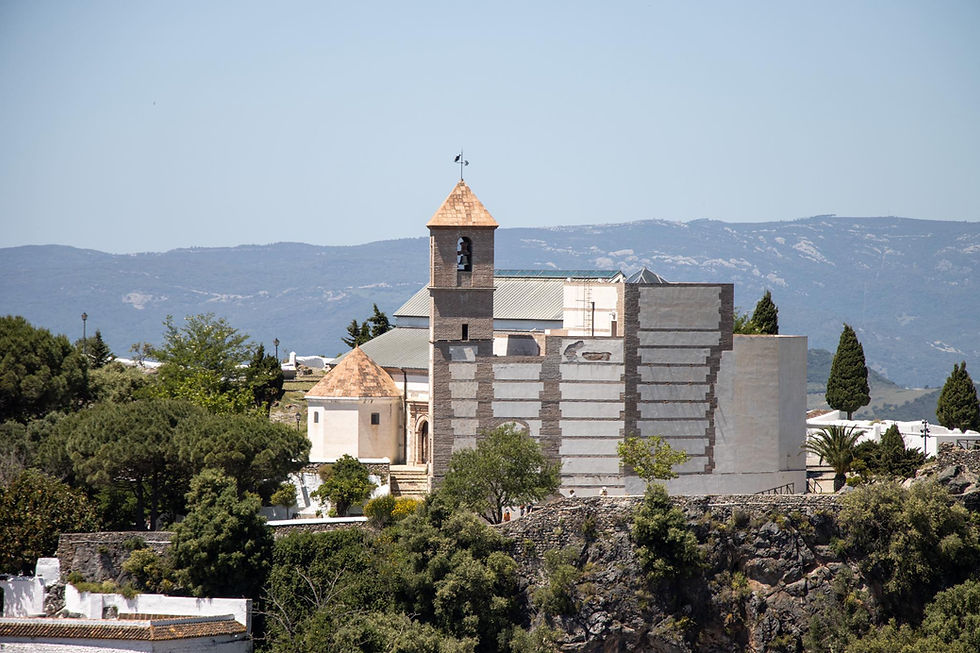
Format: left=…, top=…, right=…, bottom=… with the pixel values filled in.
left=804, top=425, right=865, bottom=491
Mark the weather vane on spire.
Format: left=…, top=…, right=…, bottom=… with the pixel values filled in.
left=453, top=150, right=469, bottom=181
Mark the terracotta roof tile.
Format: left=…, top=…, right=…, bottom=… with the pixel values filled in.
left=426, top=180, right=498, bottom=228
left=0, top=616, right=246, bottom=641
left=306, top=345, right=401, bottom=398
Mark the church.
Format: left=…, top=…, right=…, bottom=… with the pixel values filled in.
left=306, top=180, right=807, bottom=496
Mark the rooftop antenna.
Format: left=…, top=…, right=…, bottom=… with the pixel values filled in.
left=453, top=150, right=469, bottom=180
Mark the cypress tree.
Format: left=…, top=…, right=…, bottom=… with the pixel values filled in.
left=751, top=290, right=779, bottom=335
left=936, top=362, right=980, bottom=433
left=826, top=323, right=870, bottom=419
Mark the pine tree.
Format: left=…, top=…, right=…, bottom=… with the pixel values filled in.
left=826, top=323, right=870, bottom=419
left=341, top=305, right=392, bottom=348
left=88, top=330, right=113, bottom=368
left=341, top=319, right=371, bottom=348
left=936, top=362, right=980, bottom=433
left=751, top=290, right=779, bottom=335
left=368, top=303, right=392, bottom=339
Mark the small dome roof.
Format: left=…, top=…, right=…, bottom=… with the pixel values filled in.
left=626, top=267, right=669, bottom=284
left=306, top=346, right=401, bottom=398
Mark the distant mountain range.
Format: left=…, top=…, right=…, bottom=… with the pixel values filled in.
left=2, top=216, right=977, bottom=389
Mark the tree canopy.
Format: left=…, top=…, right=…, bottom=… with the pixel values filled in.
left=732, top=308, right=762, bottom=335
left=174, top=412, right=309, bottom=501
left=617, top=435, right=689, bottom=485
left=936, top=362, right=980, bottom=433
left=0, top=468, right=98, bottom=575
left=750, top=289, right=779, bottom=335
left=151, top=313, right=255, bottom=412
left=56, top=398, right=203, bottom=529
left=170, top=469, right=272, bottom=599
left=77, top=329, right=114, bottom=368
left=243, top=343, right=284, bottom=411
left=342, top=304, right=393, bottom=348
left=441, top=423, right=560, bottom=524
left=0, top=315, right=88, bottom=423
left=311, top=454, right=376, bottom=517
left=826, top=323, right=871, bottom=419
left=836, top=481, right=980, bottom=620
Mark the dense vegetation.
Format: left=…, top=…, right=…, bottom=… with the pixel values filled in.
left=0, top=314, right=301, bottom=596
left=6, top=312, right=980, bottom=651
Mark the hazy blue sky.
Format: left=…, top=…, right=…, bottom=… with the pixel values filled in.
left=1, top=1, right=978, bottom=253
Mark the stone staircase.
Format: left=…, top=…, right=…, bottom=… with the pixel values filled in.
left=390, top=465, right=430, bottom=499
left=806, top=465, right=838, bottom=494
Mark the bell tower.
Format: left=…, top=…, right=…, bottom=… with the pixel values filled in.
left=427, top=181, right=498, bottom=480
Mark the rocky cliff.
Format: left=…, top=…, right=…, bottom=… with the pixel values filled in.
left=502, top=494, right=852, bottom=652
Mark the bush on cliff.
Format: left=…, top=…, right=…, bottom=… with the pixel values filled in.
left=836, top=480, right=980, bottom=620
left=632, top=483, right=702, bottom=583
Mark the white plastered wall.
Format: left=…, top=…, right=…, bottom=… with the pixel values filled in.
left=307, top=397, right=402, bottom=462
left=563, top=283, right=621, bottom=337
left=667, top=334, right=807, bottom=494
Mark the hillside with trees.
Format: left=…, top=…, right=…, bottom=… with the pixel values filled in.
left=6, top=313, right=980, bottom=652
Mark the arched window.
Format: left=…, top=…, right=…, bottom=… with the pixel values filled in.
left=456, top=237, right=472, bottom=272
left=417, top=419, right=430, bottom=464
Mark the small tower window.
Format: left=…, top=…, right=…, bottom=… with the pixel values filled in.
left=371, top=412, right=380, bottom=425
left=456, top=237, right=472, bottom=271
left=313, top=412, right=319, bottom=424
left=461, top=323, right=469, bottom=341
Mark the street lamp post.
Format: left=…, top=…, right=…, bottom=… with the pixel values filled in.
left=295, top=412, right=301, bottom=431
left=274, top=338, right=280, bottom=361
left=81, top=313, right=88, bottom=359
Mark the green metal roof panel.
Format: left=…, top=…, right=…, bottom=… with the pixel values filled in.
left=343, top=327, right=431, bottom=370
left=395, top=269, right=622, bottom=320
left=395, top=277, right=565, bottom=321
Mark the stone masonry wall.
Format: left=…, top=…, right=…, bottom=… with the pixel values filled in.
left=56, top=532, right=173, bottom=584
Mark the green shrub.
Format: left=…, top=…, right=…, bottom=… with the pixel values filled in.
left=364, top=494, right=397, bottom=528
left=631, top=484, right=702, bottom=583
left=533, top=547, right=582, bottom=617
left=122, top=548, right=177, bottom=594
left=122, top=536, right=146, bottom=551
left=804, top=568, right=874, bottom=653
left=391, top=497, right=420, bottom=520
left=311, top=455, right=376, bottom=517
left=837, top=481, right=980, bottom=619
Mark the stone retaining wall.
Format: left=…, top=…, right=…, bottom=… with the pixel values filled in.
left=500, top=493, right=841, bottom=556
left=56, top=532, right=173, bottom=584
left=269, top=520, right=366, bottom=539
left=935, top=443, right=980, bottom=474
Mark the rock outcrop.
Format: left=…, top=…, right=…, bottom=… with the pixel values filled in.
left=502, top=494, right=858, bottom=652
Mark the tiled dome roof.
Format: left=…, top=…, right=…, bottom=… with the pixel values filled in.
left=426, top=180, right=499, bottom=228
left=305, top=346, right=401, bottom=398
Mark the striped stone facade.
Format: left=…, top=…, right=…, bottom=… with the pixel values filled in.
left=427, top=182, right=806, bottom=495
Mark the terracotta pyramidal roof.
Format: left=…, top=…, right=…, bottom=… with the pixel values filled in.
left=306, top=345, right=401, bottom=398
left=426, top=180, right=499, bottom=228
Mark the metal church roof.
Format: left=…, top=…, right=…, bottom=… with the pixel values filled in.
left=395, top=277, right=565, bottom=321
left=395, top=269, right=622, bottom=321
left=347, top=327, right=431, bottom=370
left=495, top=269, right=622, bottom=280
